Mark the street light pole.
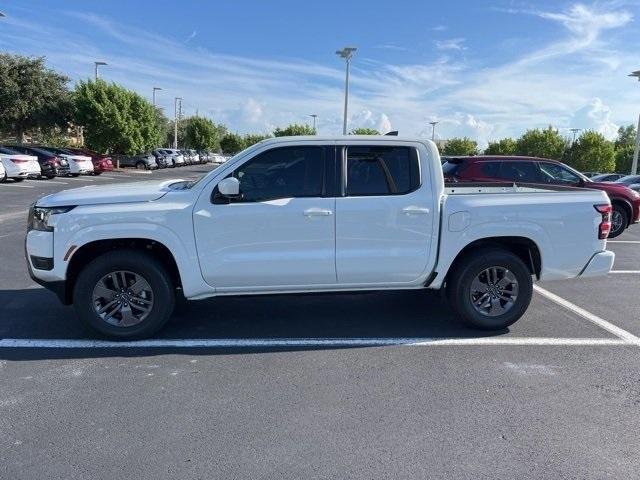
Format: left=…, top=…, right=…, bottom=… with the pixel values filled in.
left=569, top=128, right=582, bottom=144
left=153, top=87, right=162, bottom=107
left=429, top=121, right=439, bottom=141
left=94, top=61, right=107, bottom=81
left=309, top=114, right=318, bottom=133
left=336, top=47, right=357, bottom=135
left=174, top=97, right=182, bottom=149
left=629, top=70, right=640, bottom=175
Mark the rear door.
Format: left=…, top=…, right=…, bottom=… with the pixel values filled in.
left=335, top=144, right=434, bottom=284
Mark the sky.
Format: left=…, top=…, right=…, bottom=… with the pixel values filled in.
left=1, top=0, right=640, bottom=146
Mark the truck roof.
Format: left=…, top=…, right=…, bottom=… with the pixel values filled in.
left=255, top=136, right=436, bottom=145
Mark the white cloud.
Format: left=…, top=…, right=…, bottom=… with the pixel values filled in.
left=185, top=30, right=197, bottom=43
left=571, top=98, right=619, bottom=139
left=434, top=38, right=466, bottom=51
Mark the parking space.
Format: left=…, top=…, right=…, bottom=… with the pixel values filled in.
left=1, top=167, right=640, bottom=478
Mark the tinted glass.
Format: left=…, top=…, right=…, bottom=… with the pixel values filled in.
left=496, top=161, right=541, bottom=182
left=480, top=162, right=500, bottom=177
left=346, top=146, right=419, bottom=196
left=442, top=160, right=465, bottom=177
left=538, top=162, right=580, bottom=184
left=614, top=175, right=640, bottom=185
left=233, top=146, right=324, bottom=202
left=0, top=147, right=20, bottom=154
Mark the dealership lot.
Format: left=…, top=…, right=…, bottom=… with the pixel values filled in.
left=1, top=167, right=640, bottom=478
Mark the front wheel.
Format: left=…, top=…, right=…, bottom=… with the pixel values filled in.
left=73, top=250, right=176, bottom=339
left=447, top=248, right=533, bottom=330
left=608, top=205, right=628, bottom=238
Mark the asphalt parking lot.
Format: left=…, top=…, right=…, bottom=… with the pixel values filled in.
left=1, top=168, right=639, bottom=479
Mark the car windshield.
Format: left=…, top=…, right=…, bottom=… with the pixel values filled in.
left=614, top=175, right=640, bottom=185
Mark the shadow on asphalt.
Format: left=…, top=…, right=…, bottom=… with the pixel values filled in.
left=0, top=287, right=506, bottom=360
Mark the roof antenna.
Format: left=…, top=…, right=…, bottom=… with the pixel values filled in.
left=385, top=131, right=398, bottom=136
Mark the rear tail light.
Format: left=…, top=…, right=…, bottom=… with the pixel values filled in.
left=10, top=158, right=29, bottom=164
left=594, top=204, right=612, bottom=239
left=47, top=157, right=59, bottom=166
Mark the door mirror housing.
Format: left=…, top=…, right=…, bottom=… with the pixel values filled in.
left=218, top=177, right=240, bottom=197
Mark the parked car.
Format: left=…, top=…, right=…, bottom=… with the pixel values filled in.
left=0, top=159, right=6, bottom=182
left=114, top=153, right=158, bottom=170
left=613, top=175, right=640, bottom=187
left=41, top=147, right=94, bottom=176
left=197, top=150, right=210, bottom=163
left=443, top=155, right=640, bottom=238
left=26, top=137, right=615, bottom=339
left=188, top=149, right=201, bottom=164
left=590, top=173, right=626, bottom=182
left=151, top=150, right=173, bottom=169
left=582, top=172, right=602, bottom=178
left=180, top=149, right=193, bottom=165
left=0, top=147, right=41, bottom=181
left=65, top=148, right=114, bottom=175
left=154, top=148, right=185, bottom=167
left=6, top=145, right=71, bottom=178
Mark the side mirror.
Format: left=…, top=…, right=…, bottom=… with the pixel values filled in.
left=218, top=177, right=240, bottom=197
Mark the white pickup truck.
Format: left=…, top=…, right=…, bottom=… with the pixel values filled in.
left=26, top=137, right=615, bottom=339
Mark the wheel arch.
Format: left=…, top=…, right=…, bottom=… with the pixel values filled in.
left=63, top=238, right=182, bottom=305
left=444, top=236, right=542, bottom=285
left=609, top=197, right=632, bottom=228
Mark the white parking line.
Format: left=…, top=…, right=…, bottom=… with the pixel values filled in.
left=608, top=241, right=640, bottom=244
left=41, top=180, right=68, bottom=185
left=609, top=270, right=640, bottom=274
left=534, top=285, right=640, bottom=344
left=0, top=337, right=630, bottom=349
left=1, top=183, right=34, bottom=188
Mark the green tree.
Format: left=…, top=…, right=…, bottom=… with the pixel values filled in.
left=484, top=138, right=517, bottom=155
left=220, top=133, right=245, bottom=154
left=442, top=137, right=478, bottom=156
left=515, top=126, right=566, bottom=159
left=614, top=124, right=637, bottom=173
left=273, top=123, right=315, bottom=136
left=183, top=116, right=226, bottom=151
left=564, top=131, right=615, bottom=172
left=74, top=80, right=163, bottom=154
left=350, top=128, right=380, bottom=135
left=243, top=133, right=271, bottom=148
left=615, top=124, right=636, bottom=150
left=0, top=54, right=73, bottom=143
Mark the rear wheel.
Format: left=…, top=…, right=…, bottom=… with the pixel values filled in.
left=447, top=248, right=533, bottom=330
left=73, top=250, right=176, bottom=339
left=608, top=205, right=628, bottom=238
left=13, top=177, right=24, bottom=182
left=135, top=161, right=147, bottom=170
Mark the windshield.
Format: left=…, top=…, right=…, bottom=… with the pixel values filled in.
left=174, top=141, right=268, bottom=189
left=614, top=175, right=640, bottom=185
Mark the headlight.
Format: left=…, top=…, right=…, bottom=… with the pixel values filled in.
left=28, top=205, right=75, bottom=232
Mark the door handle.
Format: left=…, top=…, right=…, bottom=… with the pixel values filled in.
left=304, top=208, right=333, bottom=217
left=402, top=206, right=430, bottom=215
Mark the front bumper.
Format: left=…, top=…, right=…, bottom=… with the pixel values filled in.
left=25, top=233, right=69, bottom=304
left=579, top=250, right=615, bottom=278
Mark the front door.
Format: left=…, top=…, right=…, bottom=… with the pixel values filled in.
left=194, top=145, right=337, bottom=290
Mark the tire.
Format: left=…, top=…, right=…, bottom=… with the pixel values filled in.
left=46, top=174, right=55, bottom=179
left=13, top=177, right=25, bottom=182
left=70, top=173, right=80, bottom=177
left=73, top=250, right=176, bottom=339
left=0, top=172, right=6, bottom=183
left=93, top=171, right=102, bottom=176
left=446, top=248, right=533, bottom=330
left=608, top=205, right=628, bottom=239
left=135, top=161, right=147, bottom=170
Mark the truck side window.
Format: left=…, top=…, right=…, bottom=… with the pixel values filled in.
left=233, top=146, right=324, bottom=202
left=346, top=146, right=419, bottom=196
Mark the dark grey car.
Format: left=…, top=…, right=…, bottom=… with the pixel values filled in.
left=113, top=153, right=158, bottom=170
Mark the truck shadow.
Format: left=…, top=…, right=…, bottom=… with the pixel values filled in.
left=0, top=287, right=507, bottom=360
